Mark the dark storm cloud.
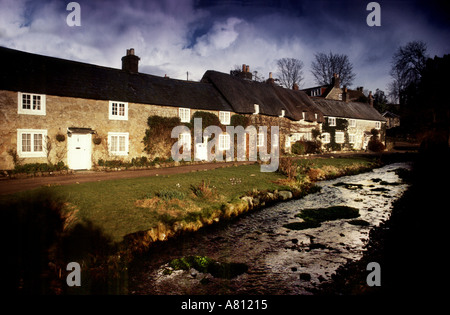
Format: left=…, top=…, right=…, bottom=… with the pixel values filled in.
left=0, top=0, right=449, bottom=93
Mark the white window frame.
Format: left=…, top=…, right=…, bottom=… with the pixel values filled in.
left=349, top=133, right=356, bottom=144
left=219, top=133, right=230, bottom=151
left=322, top=133, right=330, bottom=144
left=280, top=109, right=285, bottom=118
left=179, top=108, right=191, bottom=123
left=375, top=121, right=381, bottom=129
left=108, top=132, right=129, bottom=156
left=338, top=93, right=343, bottom=101
left=335, top=131, right=345, bottom=144
left=179, top=132, right=191, bottom=151
left=219, top=111, right=231, bottom=125
left=17, top=129, right=47, bottom=158
left=18, top=92, right=46, bottom=115
left=109, top=101, right=128, bottom=120
left=349, top=119, right=356, bottom=127
left=328, top=117, right=336, bottom=126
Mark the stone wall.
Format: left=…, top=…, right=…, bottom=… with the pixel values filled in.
left=0, top=90, right=227, bottom=170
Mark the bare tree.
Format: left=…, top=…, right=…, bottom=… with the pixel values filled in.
left=389, top=40, right=428, bottom=104
left=311, top=52, right=355, bottom=87
left=276, top=58, right=304, bottom=89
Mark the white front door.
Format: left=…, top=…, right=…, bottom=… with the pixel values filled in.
left=67, top=133, right=92, bottom=170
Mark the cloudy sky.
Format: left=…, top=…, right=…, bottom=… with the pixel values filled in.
left=1, top=0, right=450, bottom=94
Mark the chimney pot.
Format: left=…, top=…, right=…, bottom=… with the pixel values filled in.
left=246, top=65, right=250, bottom=73
left=242, top=64, right=246, bottom=72
left=269, top=72, right=273, bottom=79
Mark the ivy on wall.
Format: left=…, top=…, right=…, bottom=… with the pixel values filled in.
left=322, top=117, right=350, bottom=151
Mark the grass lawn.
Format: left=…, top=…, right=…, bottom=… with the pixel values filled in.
left=295, top=155, right=376, bottom=168
left=0, top=156, right=380, bottom=245
left=1, top=163, right=290, bottom=243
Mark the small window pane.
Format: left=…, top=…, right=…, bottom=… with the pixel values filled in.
left=112, top=103, right=118, bottom=116
left=111, top=136, right=118, bottom=152
left=34, top=133, right=43, bottom=152
left=22, top=94, right=31, bottom=109
left=119, top=103, right=125, bottom=116
left=33, top=95, right=41, bottom=110
left=22, top=133, right=31, bottom=152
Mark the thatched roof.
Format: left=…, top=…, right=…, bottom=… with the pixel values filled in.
left=0, top=47, right=232, bottom=111
left=311, top=97, right=386, bottom=122
left=201, top=70, right=324, bottom=122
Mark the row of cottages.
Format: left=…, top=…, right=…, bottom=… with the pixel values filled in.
left=0, top=47, right=384, bottom=171
left=302, top=73, right=386, bottom=151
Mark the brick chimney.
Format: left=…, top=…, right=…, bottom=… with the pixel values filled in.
left=267, top=72, right=275, bottom=84
left=292, top=83, right=299, bottom=90
left=331, top=73, right=340, bottom=88
left=122, top=48, right=140, bottom=73
left=239, top=64, right=252, bottom=80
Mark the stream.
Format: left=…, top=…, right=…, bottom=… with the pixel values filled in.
left=129, top=162, right=411, bottom=295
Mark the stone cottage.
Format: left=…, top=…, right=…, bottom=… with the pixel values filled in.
left=302, top=73, right=387, bottom=151
left=201, top=69, right=324, bottom=154
left=0, top=47, right=236, bottom=170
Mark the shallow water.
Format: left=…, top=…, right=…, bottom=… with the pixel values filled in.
left=129, top=162, right=411, bottom=295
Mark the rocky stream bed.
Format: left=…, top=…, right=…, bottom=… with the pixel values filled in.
left=129, top=162, right=411, bottom=295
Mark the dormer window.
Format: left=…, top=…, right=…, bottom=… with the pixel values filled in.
left=219, top=111, right=231, bottom=125
left=328, top=117, right=336, bottom=126
left=179, top=108, right=190, bottom=123
left=254, top=104, right=260, bottom=115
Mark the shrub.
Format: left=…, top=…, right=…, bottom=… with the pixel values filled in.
left=143, top=116, right=182, bottom=159
left=278, top=157, right=298, bottom=180
left=368, top=129, right=385, bottom=152
left=190, top=180, right=214, bottom=199
left=13, top=162, right=68, bottom=173
left=291, top=140, right=322, bottom=155
left=291, top=141, right=306, bottom=155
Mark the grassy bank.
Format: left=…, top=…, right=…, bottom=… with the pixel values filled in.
left=0, top=154, right=392, bottom=294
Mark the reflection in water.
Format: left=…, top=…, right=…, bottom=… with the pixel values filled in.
left=130, top=163, right=411, bottom=295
